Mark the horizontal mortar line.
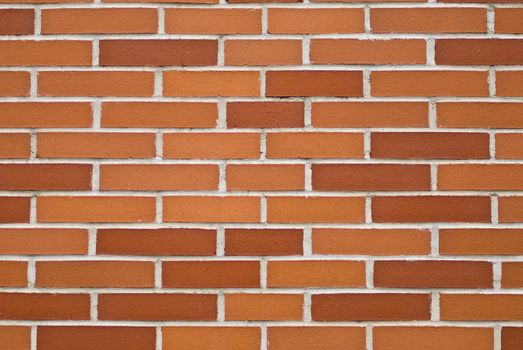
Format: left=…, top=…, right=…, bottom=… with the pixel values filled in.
left=0, top=320, right=520, bottom=327
left=0, top=3, right=501, bottom=8
left=1, top=66, right=520, bottom=71
left=3, top=33, right=523, bottom=40
left=1, top=96, right=523, bottom=103
left=5, top=159, right=523, bottom=164
left=1, top=128, right=522, bottom=133
left=1, top=255, right=523, bottom=262
left=3, top=253, right=523, bottom=259
left=1, top=190, right=521, bottom=196
left=2, top=222, right=523, bottom=228
left=1, top=1, right=523, bottom=8
left=0, top=287, right=521, bottom=294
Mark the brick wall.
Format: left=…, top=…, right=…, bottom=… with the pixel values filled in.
left=0, top=0, right=522, bottom=349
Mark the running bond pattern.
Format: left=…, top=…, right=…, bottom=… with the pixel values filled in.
left=0, top=0, right=522, bottom=349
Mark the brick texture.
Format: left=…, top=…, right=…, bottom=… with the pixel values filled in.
left=0, top=0, right=520, bottom=348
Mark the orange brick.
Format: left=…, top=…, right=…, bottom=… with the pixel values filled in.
left=0, top=326, right=30, bottom=350
left=164, top=71, right=259, bottom=97
left=440, top=229, right=523, bottom=256
left=51, top=264, right=137, bottom=289
left=37, top=196, right=156, bottom=223
left=439, top=165, right=523, bottom=190
left=266, top=71, right=363, bottom=97
left=312, top=294, right=431, bottom=321
left=163, top=327, right=260, bottom=350
left=502, top=263, right=523, bottom=288
left=227, top=102, right=304, bottom=128
left=372, top=8, right=487, bottom=33
left=266, top=132, right=364, bottom=159
left=371, top=132, right=490, bottom=159
left=313, top=228, right=431, bottom=256
left=98, top=294, right=217, bottom=321
left=373, top=327, right=493, bottom=350
left=42, top=8, right=157, bottom=34
left=441, top=294, right=523, bottom=321
left=100, top=40, right=217, bottom=66
left=225, top=40, right=302, bottom=66
left=267, top=196, right=365, bottom=223
left=0, top=197, right=30, bottom=223
left=269, top=9, right=364, bottom=34
left=0, top=293, right=90, bottom=320
left=374, top=261, right=493, bottom=288
left=0, top=102, right=92, bottom=128
left=37, top=132, right=156, bottom=159
left=497, top=134, right=523, bottom=159
left=496, top=9, right=523, bottom=34
left=36, top=261, right=154, bottom=288
left=0, top=41, right=91, bottom=66
left=312, top=164, right=431, bottom=191
left=227, top=164, right=305, bottom=191
left=438, top=102, right=523, bottom=128
left=268, top=260, right=365, bottom=287
left=436, top=39, right=523, bottom=65
left=371, top=71, right=489, bottom=97
left=163, top=133, right=260, bottom=159
left=37, top=327, right=156, bottom=350
left=496, top=71, right=523, bottom=97
left=0, top=228, right=88, bottom=255
left=0, top=261, right=27, bottom=287
left=225, top=294, right=303, bottom=321
left=97, top=228, right=216, bottom=256
left=104, top=0, right=216, bottom=3
left=100, top=164, right=219, bottom=191
left=0, top=133, right=30, bottom=158
left=38, top=71, right=154, bottom=97
left=102, top=102, right=216, bottom=128
left=165, top=9, right=261, bottom=34
left=268, top=327, right=365, bottom=350
left=311, top=39, right=426, bottom=64
left=0, top=0, right=89, bottom=3
left=163, top=261, right=260, bottom=288
left=163, top=196, right=260, bottom=223
left=372, top=196, right=491, bottom=223
left=0, top=9, right=34, bottom=35
left=225, top=229, right=303, bottom=256
left=499, top=197, right=523, bottom=223
left=312, top=102, right=428, bottom=128
left=0, top=72, right=29, bottom=97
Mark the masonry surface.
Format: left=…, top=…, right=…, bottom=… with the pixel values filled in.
left=0, top=0, right=522, bottom=349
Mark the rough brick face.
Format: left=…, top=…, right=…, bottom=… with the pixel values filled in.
left=0, top=0, right=521, bottom=348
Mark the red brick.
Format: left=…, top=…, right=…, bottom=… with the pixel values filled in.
left=313, top=228, right=431, bottom=256
left=313, top=164, right=431, bottom=191
left=312, top=294, right=431, bottom=321
left=372, top=196, right=491, bottom=223
left=98, top=294, right=217, bottom=321
left=163, top=261, right=260, bottom=288
left=0, top=10, right=34, bottom=35
left=225, top=229, right=303, bottom=256
left=0, top=293, right=90, bottom=320
left=227, top=102, right=304, bottom=128
left=0, top=164, right=91, bottom=191
left=97, top=228, right=216, bottom=256
left=37, top=327, right=156, bottom=350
